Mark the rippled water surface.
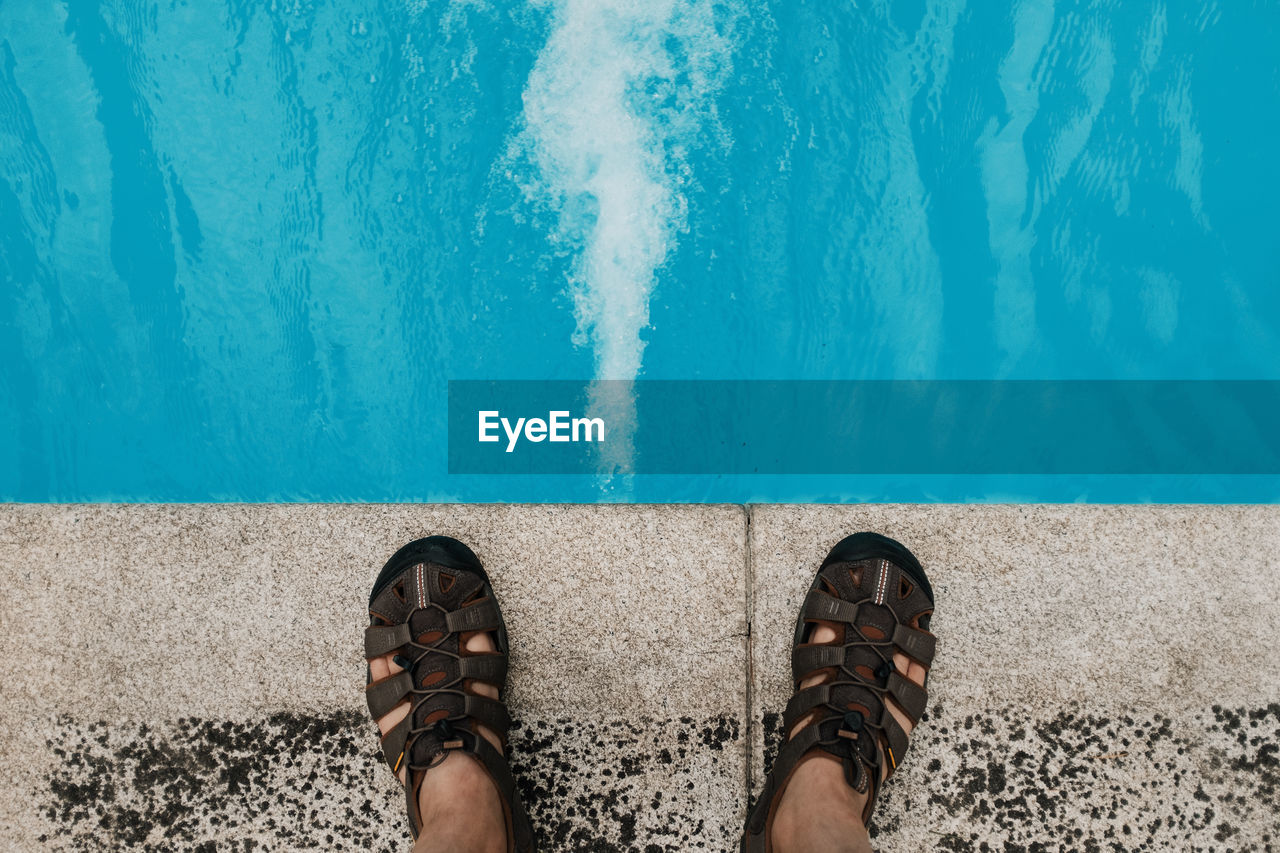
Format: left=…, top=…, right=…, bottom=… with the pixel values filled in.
left=2, top=1, right=1277, bottom=500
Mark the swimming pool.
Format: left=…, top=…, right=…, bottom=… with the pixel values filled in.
left=2, top=1, right=1277, bottom=501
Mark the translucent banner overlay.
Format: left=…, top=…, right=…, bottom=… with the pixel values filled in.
left=449, top=381, right=1280, bottom=476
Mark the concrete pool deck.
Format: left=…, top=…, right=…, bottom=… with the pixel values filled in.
left=1, top=505, right=1277, bottom=851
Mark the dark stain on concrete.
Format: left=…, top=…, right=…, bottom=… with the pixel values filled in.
left=754, top=702, right=1279, bottom=852
left=39, top=702, right=1280, bottom=851
left=40, top=711, right=742, bottom=852
left=507, top=714, right=740, bottom=852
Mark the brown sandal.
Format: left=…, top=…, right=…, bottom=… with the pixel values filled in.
left=364, top=536, right=536, bottom=852
left=742, top=532, right=937, bottom=851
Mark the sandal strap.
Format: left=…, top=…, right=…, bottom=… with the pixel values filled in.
left=892, top=623, right=936, bottom=666
left=784, top=673, right=926, bottom=732
left=378, top=694, right=514, bottom=778
left=782, top=683, right=832, bottom=731
left=886, top=671, right=928, bottom=724
left=365, top=622, right=413, bottom=658
left=459, top=652, right=508, bottom=685
left=801, top=588, right=861, bottom=623
left=446, top=599, right=502, bottom=633
left=791, top=643, right=845, bottom=675
left=366, top=670, right=414, bottom=719
left=381, top=715, right=412, bottom=774
left=464, top=693, right=513, bottom=736
left=876, top=704, right=911, bottom=772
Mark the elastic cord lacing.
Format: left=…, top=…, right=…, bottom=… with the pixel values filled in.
left=808, top=594, right=914, bottom=775
left=396, top=599, right=483, bottom=773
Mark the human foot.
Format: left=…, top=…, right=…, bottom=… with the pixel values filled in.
left=364, top=536, right=535, bottom=853
left=767, top=616, right=929, bottom=853
left=368, top=624, right=507, bottom=853
left=742, top=533, right=937, bottom=853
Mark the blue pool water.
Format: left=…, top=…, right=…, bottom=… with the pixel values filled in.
left=1, top=1, right=1278, bottom=502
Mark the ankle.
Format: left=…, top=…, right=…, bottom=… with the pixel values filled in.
left=773, top=805, right=870, bottom=853
left=413, top=753, right=506, bottom=853
left=771, top=756, right=871, bottom=853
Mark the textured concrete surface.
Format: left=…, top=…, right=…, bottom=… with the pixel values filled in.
left=1, top=504, right=1278, bottom=852
left=749, top=506, right=1280, bottom=852
left=0, top=505, right=748, bottom=851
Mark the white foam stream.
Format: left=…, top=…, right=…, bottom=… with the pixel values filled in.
left=512, top=0, right=737, bottom=381
left=509, top=0, right=738, bottom=479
